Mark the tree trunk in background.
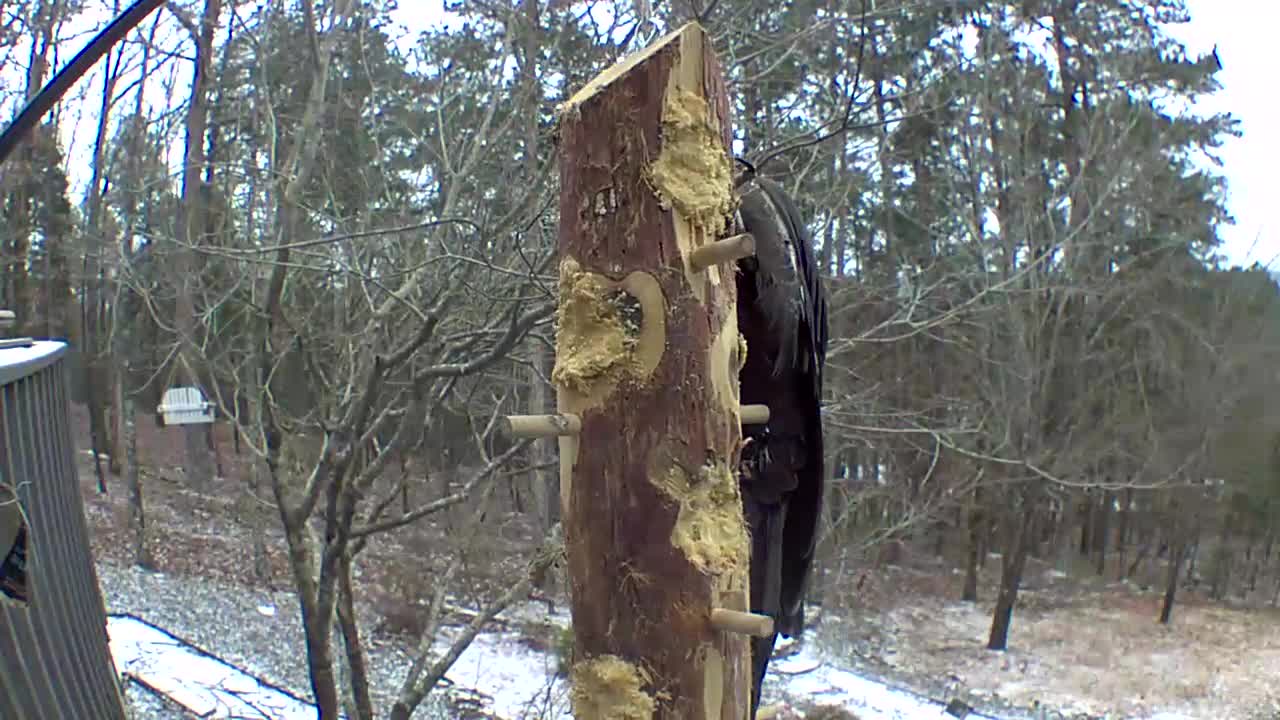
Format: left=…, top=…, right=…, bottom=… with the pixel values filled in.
left=83, top=26, right=124, bottom=490
left=1210, top=518, right=1233, bottom=601
left=1079, top=493, right=1092, bottom=557
left=962, top=487, right=982, bottom=602
left=518, top=0, right=557, bottom=536
left=1093, top=490, right=1111, bottom=576
left=174, top=0, right=223, bottom=488
left=1159, top=541, right=1186, bottom=624
left=1126, top=540, right=1150, bottom=581
left=1245, top=534, right=1258, bottom=594
left=1253, top=532, right=1273, bottom=595
left=988, top=496, right=1035, bottom=650
left=556, top=24, right=751, bottom=718
left=529, top=346, right=557, bottom=531
left=1116, top=488, right=1132, bottom=579
left=124, top=393, right=153, bottom=569
left=250, top=457, right=271, bottom=584
left=1185, top=534, right=1200, bottom=585
left=1054, top=497, right=1073, bottom=575
left=3, top=0, right=57, bottom=336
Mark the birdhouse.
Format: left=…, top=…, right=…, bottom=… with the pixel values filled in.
left=156, top=386, right=215, bottom=426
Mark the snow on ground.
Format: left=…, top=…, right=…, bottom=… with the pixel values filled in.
left=104, top=557, right=1244, bottom=720
left=764, top=643, right=999, bottom=720
left=99, top=554, right=1010, bottom=720
left=106, top=596, right=999, bottom=720
left=858, top=580, right=1280, bottom=720
left=109, top=615, right=316, bottom=719
left=438, top=630, right=571, bottom=720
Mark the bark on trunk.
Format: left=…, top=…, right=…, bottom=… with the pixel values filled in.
left=1079, top=493, right=1093, bottom=556
left=250, top=458, right=271, bottom=583
left=336, top=553, right=373, bottom=720
left=1210, top=519, right=1233, bottom=601
left=83, top=33, right=122, bottom=491
left=987, top=503, right=1034, bottom=651
left=962, top=489, right=981, bottom=602
left=3, top=0, right=55, bottom=336
left=124, top=394, right=153, bottom=568
left=555, top=23, right=750, bottom=719
left=1159, top=542, right=1185, bottom=624
left=175, top=0, right=222, bottom=488
left=1246, top=535, right=1258, bottom=594
left=1093, top=490, right=1111, bottom=576
left=1116, top=488, right=1131, bottom=580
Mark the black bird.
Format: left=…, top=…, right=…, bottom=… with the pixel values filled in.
left=731, top=159, right=828, bottom=717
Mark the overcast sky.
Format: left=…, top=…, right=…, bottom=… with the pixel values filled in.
left=1168, top=0, right=1276, bottom=269
left=29, top=1, right=1275, bottom=271
left=392, top=1, right=1280, bottom=271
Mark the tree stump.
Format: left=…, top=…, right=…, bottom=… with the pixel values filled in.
left=553, top=21, right=752, bottom=720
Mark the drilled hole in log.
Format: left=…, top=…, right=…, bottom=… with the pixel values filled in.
left=608, top=288, right=644, bottom=339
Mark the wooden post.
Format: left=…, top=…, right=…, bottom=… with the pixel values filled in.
left=553, top=22, right=752, bottom=720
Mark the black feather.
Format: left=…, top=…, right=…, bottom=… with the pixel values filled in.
left=733, top=171, right=828, bottom=718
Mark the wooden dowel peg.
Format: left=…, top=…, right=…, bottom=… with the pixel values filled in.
left=689, top=233, right=755, bottom=272
left=502, top=413, right=582, bottom=439
left=739, top=404, right=770, bottom=425
left=709, top=608, right=774, bottom=637
left=756, top=705, right=784, bottom=720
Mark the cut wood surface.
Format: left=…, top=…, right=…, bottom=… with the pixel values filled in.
left=553, top=21, right=752, bottom=720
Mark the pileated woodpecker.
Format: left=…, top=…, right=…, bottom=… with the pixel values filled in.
left=731, top=159, right=828, bottom=717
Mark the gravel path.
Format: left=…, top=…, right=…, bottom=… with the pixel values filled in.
left=97, top=560, right=454, bottom=720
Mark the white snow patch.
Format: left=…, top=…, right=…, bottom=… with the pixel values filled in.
left=441, top=630, right=572, bottom=720
left=108, top=611, right=574, bottom=720
left=106, top=605, right=1028, bottom=720
left=766, top=643, right=1001, bottom=720
left=108, top=615, right=318, bottom=719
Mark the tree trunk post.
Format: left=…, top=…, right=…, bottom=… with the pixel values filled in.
left=553, top=22, right=753, bottom=719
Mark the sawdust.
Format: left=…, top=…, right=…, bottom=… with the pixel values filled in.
left=570, top=655, right=656, bottom=720
left=650, top=451, right=749, bottom=576
left=551, top=258, right=643, bottom=401
left=648, top=88, right=735, bottom=235
left=553, top=260, right=666, bottom=511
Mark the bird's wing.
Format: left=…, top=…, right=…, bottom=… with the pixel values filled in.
left=735, top=175, right=821, bottom=380
left=733, top=171, right=829, bottom=638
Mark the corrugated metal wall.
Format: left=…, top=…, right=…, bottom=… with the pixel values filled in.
left=0, top=341, right=127, bottom=719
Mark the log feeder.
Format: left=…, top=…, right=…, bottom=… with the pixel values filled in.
left=553, top=21, right=755, bottom=720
